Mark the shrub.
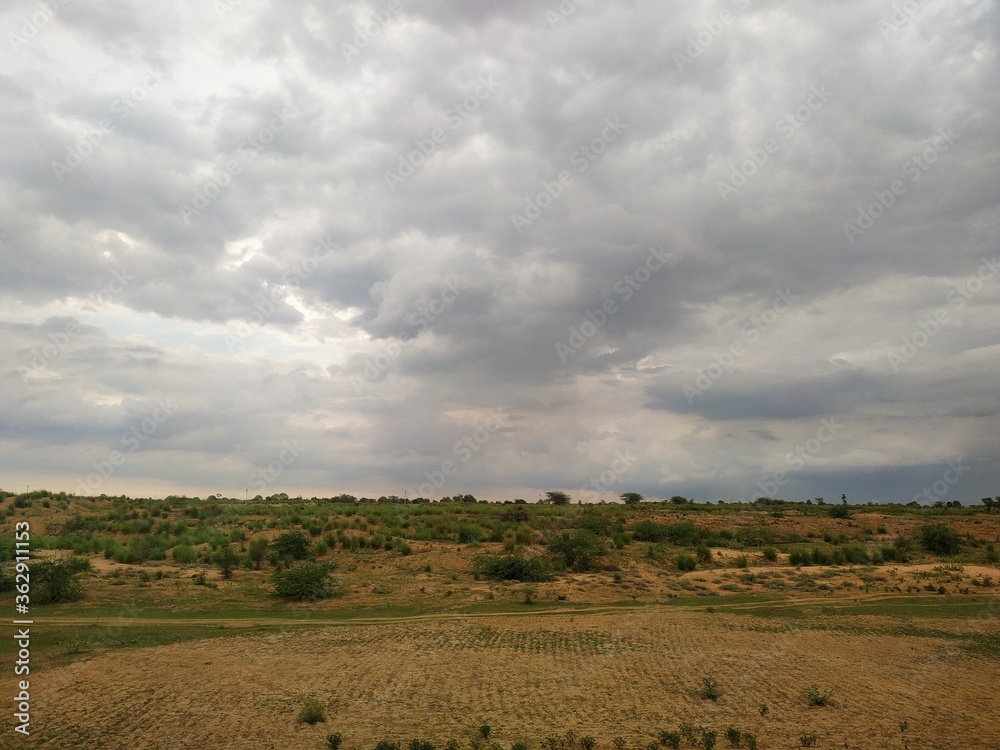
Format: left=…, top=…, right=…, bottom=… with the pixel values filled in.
left=473, top=554, right=550, bottom=582
left=695, top=545, right=712, bottom=563
left=375, top=742, right=401, bottom=750
left=580, top=737, right=596, bottom=750
left=459, top=525, right=484, bottom=544
left=272, top=531, right=311, bottom=560
left=762, top=546, right=778, bottom=561
left=700, top=731, right=717, bottom=750
left=921, top=524, right=962, bottom=555
left=297, top=700, right=325, bottom=724
left=271, top=562, right=337, bottom=601
left=827, top=504, right=850, bottom=518
left=806, top=683, right=833, bottom=706
left=799, top=736, right=817, bottom=747
left=699, top=675, right=720, bottom=701
left=547, top=530, right=607, bottom=572
left=410, top=740, right=436, bottom=750
left=31, top=560, right=86, bottom=604
left=215, top=544, right=239, bottom=579
left=732, top=555, right=748, bottom=568
left=248, top=538, right=268, bottom=569
left=659, top=731, right=681, bottom=749
left=743, top=736, right=756, bottom=750
left=522, top=584, right=538, bottom=604
left=327, top=734, right=343, bottom=750
left=725, top=728, right=742, bottom=747
left=676, top=554, right=697, bottom=572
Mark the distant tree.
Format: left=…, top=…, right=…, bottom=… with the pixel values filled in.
left=248, top=538, right=269, bottom=570
left=31, top=559, right=87, bottom=604
left=921, top=523, right=962, bottom=555
left=271, top=562, right=337, bottom=601
left=981, top=497, right=996, bottom=511
left=547, top=530, right=607, bottom=571
left=669, top=495, right=688, bottom=504
left=545, top=491, right=570, bottom=505
left=216, top=544, right=239, bottom=579
left=620, top=492, right=643, bottom=505
left=827, top=504, right=850, bottom=519
left=272, top=531, right=311, bottom=560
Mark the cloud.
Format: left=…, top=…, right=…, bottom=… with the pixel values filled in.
left=1, top=0, right=998, bottom=502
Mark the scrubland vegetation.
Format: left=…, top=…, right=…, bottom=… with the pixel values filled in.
left=1, top=489, right=998, bottom=749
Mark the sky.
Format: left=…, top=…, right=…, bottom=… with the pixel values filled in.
left=1, top=0, right=998, bottom=504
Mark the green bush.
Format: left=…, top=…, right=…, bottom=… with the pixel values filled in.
left=31, top=560, right=86, bottom=604
left=675, top=553, right=696, bottom=572
left=547, top=530, right=607, bottom=572
left=699, top=675, right=720, bottom=701
left=806, top=683, right=833, bottom=706
left=272, top=531, right=311, bottom=560
left=327, top=733, right=343, bottom=750
left=473, top=554, right=550, bottom=582
left=271, top=562, right=337, bottom=601
left=696, top=545, right=712, bottom=563
left=458, top=524, right=484, bottom=544
left=921, top=524, right=962, bottom=555
left=297, top=700, right=325, bottom=724
left=732, top=555, right=748, bottom=568
left=659, top=731, right=681, bottom=749
left=762, top=546, right=778, bottom=561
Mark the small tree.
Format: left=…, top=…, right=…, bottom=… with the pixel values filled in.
left=545, top=491, right=570, bottom=505
left=547, top=530, right=607, bottom=571
left=31, top=559, right=86, bottom=604
left=620, top=492, right=643, bottom=505
left=248, top=538, right=268, bottom=569
left=216, top=544, right=239, bottom=580
left=920, top=523, right=962, bottom=555
left=271, top=531, right=311, bottom=560
left=699, top=675, right=720, bottom=701
left=271, top=562, right=337, bottom=601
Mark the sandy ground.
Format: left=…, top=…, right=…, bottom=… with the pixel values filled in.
left=5, top=606, right=998, bottom=750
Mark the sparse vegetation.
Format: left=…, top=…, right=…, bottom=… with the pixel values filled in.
left=297, top=700, right=325, bottom=725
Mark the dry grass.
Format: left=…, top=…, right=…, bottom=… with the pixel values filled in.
left=7, top=605, right=999, bottom=749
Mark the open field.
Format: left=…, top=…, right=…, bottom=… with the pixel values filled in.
left=1, top=492, right=998, bottom=749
